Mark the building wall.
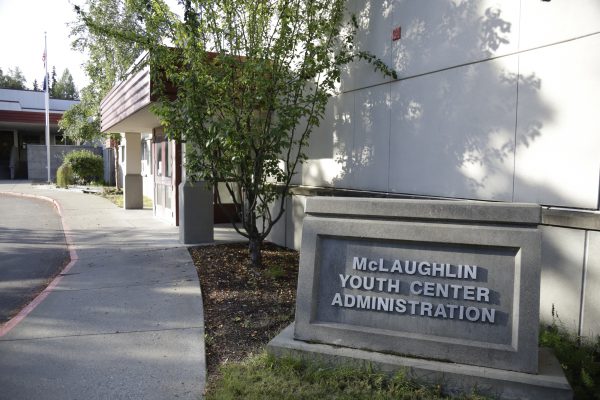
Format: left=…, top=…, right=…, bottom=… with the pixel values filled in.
left=303, top=0, right=600, bottom=209
left=141, top=135, right=154, bottom=199
left=116, top=134, right=155, bottom=200
left=268, top=1, right=600, bottom=338
left=539, top=225, right=600, bottom=338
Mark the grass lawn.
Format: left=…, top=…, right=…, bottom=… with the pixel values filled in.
left=205, top=352, right=489, bottom=400
left=100, top=187, right=153, bottom=209
left=205, top=321, right=600, bottom=400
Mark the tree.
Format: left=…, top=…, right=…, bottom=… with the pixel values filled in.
left=32, top=79, right=40, bottom=91
left=49, top=66, right=58, bottom=97
left=52, top=69, right=79, bottom=100
left=61, top=0, right=148, bottom=187
left=79, top=0, right=395, bottom=266
left=0, top=67, right=27, bottom=89
left=70, top=0, right=147, bottom=103
left=58, top=102, right=100, bottom=142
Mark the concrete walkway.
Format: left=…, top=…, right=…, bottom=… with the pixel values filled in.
left=0, top=182, right=243, bottom=399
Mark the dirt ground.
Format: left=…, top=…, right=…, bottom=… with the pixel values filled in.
left=189, top=242, right=299, bottom=378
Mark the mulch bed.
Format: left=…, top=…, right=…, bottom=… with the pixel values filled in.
left=189, top=242, right=299, bottom=379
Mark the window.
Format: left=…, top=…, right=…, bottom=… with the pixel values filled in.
left=141, top=140, right=152, bottom=176
left=165, top=141, right=171, bottom=177
left=148, top=141, right=153, bottom=175
left=156, top=144, right=162, bottom=176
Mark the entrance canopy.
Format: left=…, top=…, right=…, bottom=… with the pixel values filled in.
left=100, top=52, right=223, bottom=243
left=100, top=65, right=161, bottom=133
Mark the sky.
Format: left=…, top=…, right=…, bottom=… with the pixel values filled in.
left=0, top=0, right=90, bottom=91
left=0, top=0, right=185, bottom=93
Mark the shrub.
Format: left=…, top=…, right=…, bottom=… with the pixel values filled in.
left=63, top=149, right=103, bottom=184
left=540, top=320, right=600, bottom=399
left=56, top=163, right=73, bottom=188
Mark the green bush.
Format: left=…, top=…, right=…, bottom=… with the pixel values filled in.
left=540, top=320, right=600, bottom=399
left=56, top=163, right=73, bottom=188
left=63, top=149, right=103, bottom=184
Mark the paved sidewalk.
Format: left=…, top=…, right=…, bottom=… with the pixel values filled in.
left=0, top=182, right=239, bottom=399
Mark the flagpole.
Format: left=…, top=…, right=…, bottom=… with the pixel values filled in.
left=44, top=32, right=51, bottom=183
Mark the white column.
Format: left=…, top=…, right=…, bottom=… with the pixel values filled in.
left=123, top=132, right=143, bottom=209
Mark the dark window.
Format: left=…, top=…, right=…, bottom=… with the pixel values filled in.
left=156, top=144, right=162, bottom=176
left=165, top=142, right=171, bottom=178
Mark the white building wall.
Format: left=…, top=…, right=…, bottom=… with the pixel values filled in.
left=584, top=231, right=600, bottom=338
left=388, top=55, right=518, bottom=201
left=141, top=135, right=154, bottom=200
left=270, top=0, right=600, bottom=338
left=514, top=35, right=600, bottom=208
left=304, top=0, right=600, bottom=209
left=117, top=144, right=125, bottom=189
left=540, top=226, right=586, bottom=333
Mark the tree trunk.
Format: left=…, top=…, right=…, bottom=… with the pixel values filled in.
left=249, top=238, right=262, bottom=267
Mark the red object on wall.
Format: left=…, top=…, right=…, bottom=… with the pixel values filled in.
left=392, top=26, right=401, bottom=41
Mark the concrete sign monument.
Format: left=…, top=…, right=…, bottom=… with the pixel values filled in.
left=268, top=197, right=572, bottom=399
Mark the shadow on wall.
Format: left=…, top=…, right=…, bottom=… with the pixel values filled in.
left=539, top=227, right=600, bottom=340
left=391, top=1, right=517, bottom=77
left=306, top=1, right=555, bottom=202
left=539, top=226, right=586, bottom=334
left=288, top=1, right=600, bottom=338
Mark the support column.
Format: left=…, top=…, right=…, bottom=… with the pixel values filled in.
left=178, top=144, right=214, bottom=244
left=123, top=132, right=143, bottom=209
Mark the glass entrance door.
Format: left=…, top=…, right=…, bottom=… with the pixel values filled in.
left=153, top=129, right=177, bottom=224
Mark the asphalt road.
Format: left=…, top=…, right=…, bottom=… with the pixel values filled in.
left=0, top=193, right=69, bottom=323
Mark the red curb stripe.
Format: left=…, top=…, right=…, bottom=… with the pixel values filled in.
left=0, top=191, right=78, bottom=338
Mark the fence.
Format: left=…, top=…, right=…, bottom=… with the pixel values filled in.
left=27, top=145, right=103, bottom=181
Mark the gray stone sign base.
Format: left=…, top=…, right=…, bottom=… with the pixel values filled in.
left=267, top=324, right=572, bottom=400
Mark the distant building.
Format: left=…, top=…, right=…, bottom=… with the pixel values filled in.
left=0, top=88, right=79, bottom=179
